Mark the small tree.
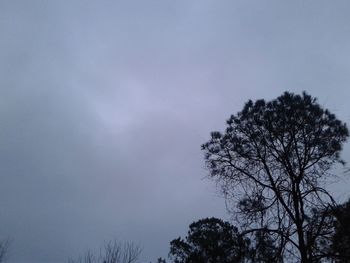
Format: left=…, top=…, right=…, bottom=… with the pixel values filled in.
left=156, top=258, right=167, bottom=263
left=169, top=217, right=249, bottom=263
left=202, top=92, right=348, bottom=262
left=0, top=240, right=9, bottom=263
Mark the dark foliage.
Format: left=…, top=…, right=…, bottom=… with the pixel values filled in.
left=169, top=217, right=249, bottom=263
left=202, top=92, right=349, bottom=262
left=156, top=258, right=167, bottom=263
left=250, top=228, right=283, bottom=262
left=330, top=199, right=350, bottom=262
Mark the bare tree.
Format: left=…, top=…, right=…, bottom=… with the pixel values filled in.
left=69, top=241, right=142, bottom=263
left=202, top=92, right=349, bottom=263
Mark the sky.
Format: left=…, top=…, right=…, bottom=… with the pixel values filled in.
left=1, top=1, right=350, bottom=262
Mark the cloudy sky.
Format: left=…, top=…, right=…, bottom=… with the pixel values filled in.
left=1, top=1, right=350, bottom=262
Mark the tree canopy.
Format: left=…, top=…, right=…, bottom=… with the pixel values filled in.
left=202, top=92, right=349, bottom=263
left=169, top=217, right=249, bottom=263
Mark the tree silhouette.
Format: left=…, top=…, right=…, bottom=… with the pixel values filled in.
left=250, top=228, right=282, bottom=262
left=202, top=92, right=349, bottom=262
left=156, top=258, right=167, bottom=263
left=169, top=217, right=249, bottom=263
left=330, top=198, right=350, bottom=262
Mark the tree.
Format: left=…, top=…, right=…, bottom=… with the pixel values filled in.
left=250, top=228, right=283, bottom=262
left=169, top=217, right=249, bottom=263
left=156, top=258, right=167, bottom=263
left=0, top=239, right=9, bottom=263
left=202, top=92, right=349, bottom=263
left=329, top=198, right=350, bottom=262
left=68, top=241, right=142, bottom=263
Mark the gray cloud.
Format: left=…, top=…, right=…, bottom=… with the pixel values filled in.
left=0, top=0, right=350, bottom=262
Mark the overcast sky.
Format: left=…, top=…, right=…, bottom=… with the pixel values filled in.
left=1, top=1, right=350, bottom=262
